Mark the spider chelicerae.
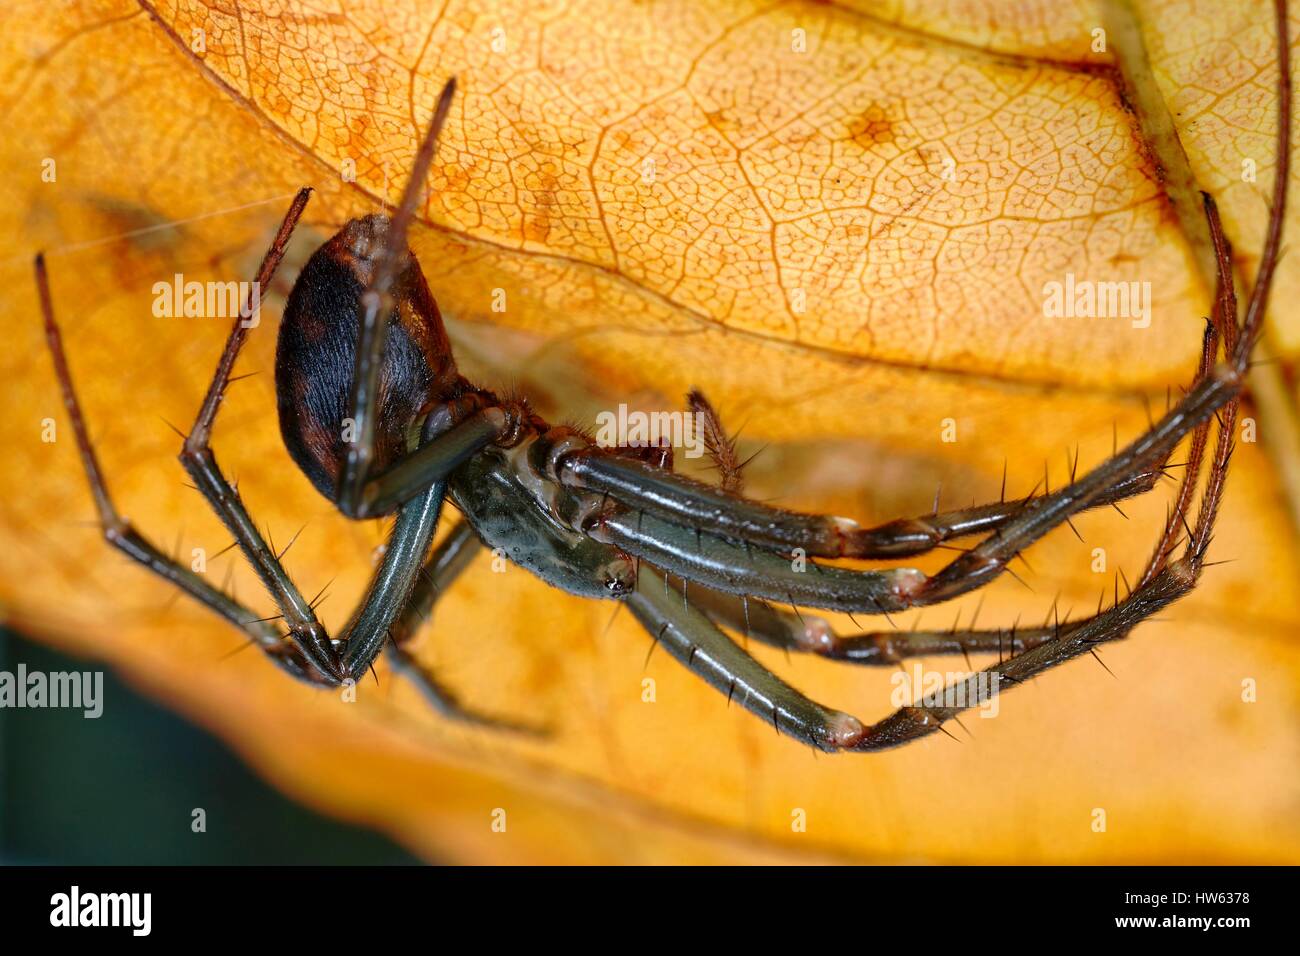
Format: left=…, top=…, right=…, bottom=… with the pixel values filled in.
left=34, top=8, right=1290, bottom=752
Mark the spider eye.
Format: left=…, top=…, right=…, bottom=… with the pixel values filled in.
left=601, top=556, right=636, bottom=596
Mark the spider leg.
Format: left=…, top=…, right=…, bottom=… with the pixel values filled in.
left=323, top=516, right=537, bottom=732
left=687, top=389, right=744, bottom=492
left=169, top=188, right=346, bottom=677
left=336, top=482, right=447, bottom=677
left=587, top=387, right=1163, bottom=559
left=908, top=364, right=1235, bottom=606
left=39, top=209, right=451, bottom=692
left=847, top=543, right=1211, bottom=750
left=849, top=0, right=1291, bottom=749
left=627, top=566, right=866, bottom=752
left=589, top=330, right=1236, bottom=617
left=562, top=450, right=1165, bottom=559
left=36, top=250, right=323, bottom=685
left=592, top=506, right=921, bottom=613
left=335, top=77, right=473, bottom=519
left=631, top=566, right=1032, bottom=751
left=906, top=94, right=1280, bottom=609
left=647, top=414, right=1226, bottom=751
left=379, top=516, right=544, bottom=731
left=807, top=621, right=1060, bottom=665
left=583, top=0, right=1294, bottom=622
left=343, top=406, right=506, bottom=519
left=683, top=583, right=1060, bottom=664
left=388, top=517, right=482, bottom=645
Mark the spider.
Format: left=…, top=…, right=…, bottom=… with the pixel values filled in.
left=35, top=6, right=1289, bottom=753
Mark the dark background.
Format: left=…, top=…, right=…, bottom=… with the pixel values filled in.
left=0, top=627, right=420, bottom=864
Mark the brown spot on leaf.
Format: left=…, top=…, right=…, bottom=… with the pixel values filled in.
left=846, top=104, right=895, bottom=149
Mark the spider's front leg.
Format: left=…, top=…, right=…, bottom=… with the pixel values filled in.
left=628, top=565, right=1032, bottom=751
left=627, top=566, right=867, bottom=751
left=562, top=356, right=1238, bottom=619
left=862, top=123, right=1292, bottom=747
left=684, top=583, right=1061, bottom=665
left=621, top=392, right=1215, bottom=751
left=638, top=148, right=1285, bottom=751
left=561, top=448, right=1168, bottom=560
left=591, top=0, right=1288, bottom=751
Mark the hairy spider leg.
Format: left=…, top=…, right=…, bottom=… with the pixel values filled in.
left=596, top=300, right=1224, bottom=746
left=557, top=0, right=1292, bottom=620
left=682, top=582, right=1063, bottom=665
left=629, top=565, right=1063, bottom=750
left=578, top=321, right=1238, bottom=618
left=35, top=253, right=308, bottom=679
left=171, top=188, right=342, bottom=676
left=382, top=517, right=545, bottom=731
left=892, top=0, right=1289, bottom=618
left=615, top=394, right=1066, bottom=663
left=627, top=565, right=868, bottom=752
left=615, top=0, right=1288, bottom=749
left=623, top=328, right=1234, bottom=750
left=596, top=193, right=1258, bottom=746
left=327, top=77, right=516, bottom=521
left=562, top=452, right=1167, bottom=559
left=40, top=193, right=450, bottom=690
left=621, top=395, right=1074, bottom=661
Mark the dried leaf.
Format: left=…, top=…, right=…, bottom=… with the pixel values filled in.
left=1, top=0, right=1297, bottom=863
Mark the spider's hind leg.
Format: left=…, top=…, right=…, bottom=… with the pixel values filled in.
left=40, top=195, right=452, bottom=696
left=35, top=252, right=326, bottom=685
left=383, top=518, right=546, bottom=734
left=170, top=188, right=344, bottom=679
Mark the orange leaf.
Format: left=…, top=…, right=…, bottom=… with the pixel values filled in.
left=2, top=0, right=1298, bottom=863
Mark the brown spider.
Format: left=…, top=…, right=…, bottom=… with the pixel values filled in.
left=34, top=4, right=1290, bottom=753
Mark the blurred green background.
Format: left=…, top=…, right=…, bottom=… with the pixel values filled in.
left=0, top=627, right=420, bottom=864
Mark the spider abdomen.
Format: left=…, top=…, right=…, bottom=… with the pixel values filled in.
left=275, top=214, right=459, bottom=502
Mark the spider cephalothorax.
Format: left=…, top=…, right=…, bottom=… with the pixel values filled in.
left=35, top=3, right=1292, bottom=754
